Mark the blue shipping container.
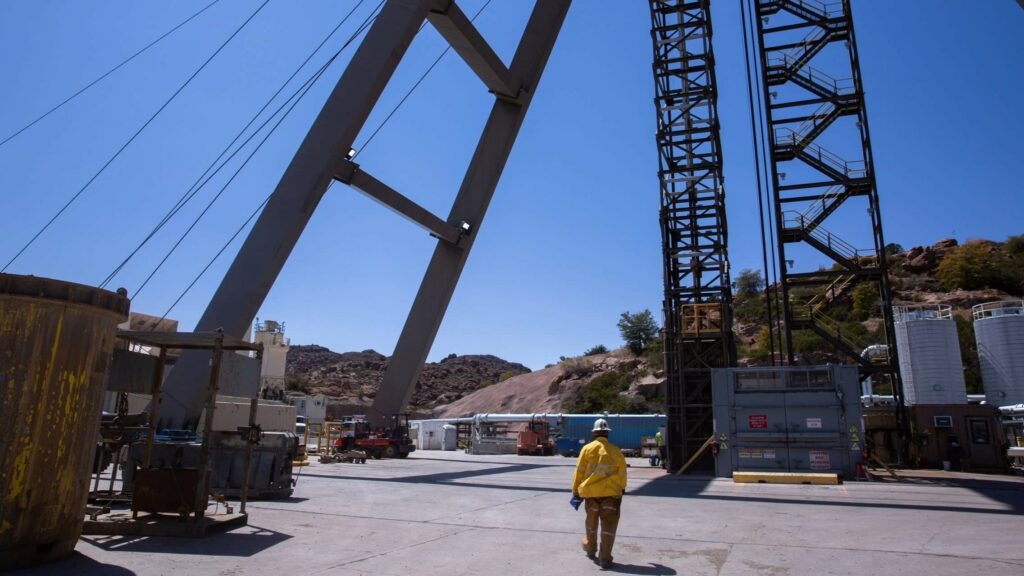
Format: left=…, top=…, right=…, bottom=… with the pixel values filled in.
left=556, top=414, right=666, bottom=451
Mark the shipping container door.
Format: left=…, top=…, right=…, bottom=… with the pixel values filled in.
left=733, top=389, right=788, bottom=472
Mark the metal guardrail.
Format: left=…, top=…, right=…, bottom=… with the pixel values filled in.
left=893, top=304, right=953, bottom=322
left=972, top=300, right=1024, bottom=321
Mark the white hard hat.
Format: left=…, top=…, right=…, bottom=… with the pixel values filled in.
left=592, top=418, right=611, bottom=433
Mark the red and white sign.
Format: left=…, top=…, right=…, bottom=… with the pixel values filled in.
left=809, top=450, right=831, bottom=470
left=806, top=417, right=822, bottom=429
left=748, top=415, right=768, bottom=429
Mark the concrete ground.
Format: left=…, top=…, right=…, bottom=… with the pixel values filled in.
left=11, top=451, right=1024, bottom=576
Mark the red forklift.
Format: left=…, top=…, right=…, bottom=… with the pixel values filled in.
left=517, top=419, right=555, bottom=456
left=335, top=414, right=415, bottom=459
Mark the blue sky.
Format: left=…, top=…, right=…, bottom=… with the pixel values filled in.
left=1, top=1, right=1021, bottom=369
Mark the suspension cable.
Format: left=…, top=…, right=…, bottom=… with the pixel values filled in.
left=740, top=0, right=777, bottom=363
left=1, top=0, right=270, bottom=273
left=138, top=2, right=384, bottom=308
left=100, top=0, right=369, bottom=289
left=751, top=0, right=785, bottom=358
left=0, top=0, right=222, bottom=150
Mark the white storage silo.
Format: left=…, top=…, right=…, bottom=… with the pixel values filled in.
left=973, top=300, right=1024, bottom=407
left=893, top=305, right=967, bottom=405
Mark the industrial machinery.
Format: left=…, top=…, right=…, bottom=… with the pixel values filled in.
left=335, top=414, right=415, bottom=459
left=4, top=0, right=903, bottom=480
left=517, top=419, right=555, bottom=456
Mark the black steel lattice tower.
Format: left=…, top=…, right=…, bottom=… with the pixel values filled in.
left=747, top=0, right=903, bottom=410
left=649, top=0, right=737, bottom=472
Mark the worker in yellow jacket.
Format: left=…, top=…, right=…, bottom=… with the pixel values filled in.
left=571, top=418, right=627, bottom=568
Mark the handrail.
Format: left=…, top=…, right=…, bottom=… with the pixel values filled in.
left=797, top=184, right=847, bottom=224
left=767, top=55, right=855, bottom=96
left=782, top=211, right=871, bottom=261
left=782, top=0, right=843, bottom=20
left=793, top=307, right=869, bottom=353
left=972, top=300, right=1024, bottom=321
left=808, top=273, right=856, bottom=313
left=774, top=128, right=866, bottom=178
left=893, top=304, right=953, bottom=322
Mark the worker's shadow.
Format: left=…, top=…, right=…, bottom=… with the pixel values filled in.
left=603, top=563, right=676, bottom=575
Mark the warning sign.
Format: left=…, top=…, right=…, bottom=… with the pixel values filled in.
left=739, top=448, right=776, bottom=460
left=748, top=415, right=768, bottom=429
left=809, top=450, right=831, bottom=470
left=806, top=417, right=822, bottom=429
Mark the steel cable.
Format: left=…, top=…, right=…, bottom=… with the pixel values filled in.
left=740, top=0, right=777, bottom=363
left=0, top=0, right=222, bottom=149
left=100, top=0, right=369, bottom=289
left=145, top=2, right=386, bottom=322
left=2, top=0, right=271, bottom=273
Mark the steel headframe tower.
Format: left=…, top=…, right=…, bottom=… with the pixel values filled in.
left=157, top=0, right=571, bottom=429
left=649, top=0, right=737, bottom=473
left=748, top=0, right=904, bottom=431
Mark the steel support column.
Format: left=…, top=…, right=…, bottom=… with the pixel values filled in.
left=371, top=0, right=571, bottom=419
left=649, top=0, right=737, bottom=473
left=159, top=0, right=436, bottom=428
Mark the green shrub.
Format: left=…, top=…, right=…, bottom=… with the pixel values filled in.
left=583, top=344, right=609, bottom=356
left=559, top=357, right=595, bottom=380
left=565, top=371, right=629, bottom=413
left=285, top=376, right=312, bottom=392
left=936, top=240, right=1017, bottom=292
left=851, top=283, right=880, bottom=321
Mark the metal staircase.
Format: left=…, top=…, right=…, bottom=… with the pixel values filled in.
left=749, top=0, right=903, bottom=388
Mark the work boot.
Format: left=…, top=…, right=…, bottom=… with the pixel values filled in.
left=600, top=559, right=613, bottom=569
left=581, top=542, right=596, bottom=560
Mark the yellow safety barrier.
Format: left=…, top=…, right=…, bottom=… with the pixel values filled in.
left=733, top=471, right=839, bottom=485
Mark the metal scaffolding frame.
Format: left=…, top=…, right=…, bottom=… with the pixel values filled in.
left=749, top=0, right=905, bottom=436
left=649, top=0, right=736, bottom=473
left=158, top=0, right=571, bottom=429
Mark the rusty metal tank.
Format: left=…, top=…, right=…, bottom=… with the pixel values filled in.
left=0, top=273, right=128, bottom=570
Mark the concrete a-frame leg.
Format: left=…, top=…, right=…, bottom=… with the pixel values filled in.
left=370, top=1, right=571, bottom=419
left=159, top=0, right=436, bottom=428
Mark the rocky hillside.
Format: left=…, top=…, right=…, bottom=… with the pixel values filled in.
left=286, top=235, right=1023, bottom=417
left=434, top=350, right=664, bottom=418
left=285, top=345, right=530, bottom=414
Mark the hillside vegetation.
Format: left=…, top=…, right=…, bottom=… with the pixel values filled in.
left=287, top=235, right=1022, bottom=416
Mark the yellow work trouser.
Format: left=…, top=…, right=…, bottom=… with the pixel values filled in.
left=582, top=496, right=621, bottom=563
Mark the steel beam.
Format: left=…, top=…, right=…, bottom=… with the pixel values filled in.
left=427, top=1, right=519, bottom=98
left=371, top=0, right=570, bottom=419
left=159, top=0, right=435, bottom=428
left=336, top=160, right=462, bottom=245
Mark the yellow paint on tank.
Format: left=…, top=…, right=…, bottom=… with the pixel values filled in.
left=0, top=274, right=128, bottom=571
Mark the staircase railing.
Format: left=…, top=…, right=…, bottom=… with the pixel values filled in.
left=768, top=54, right=855, bottom=96
left=774, top=128, right=866, bottom=178
left=806, top=273, right=856, bottom=313
left=794, top=183, right=847, bottom=227
left=777, top=0, right=843, bottom=20
left=782, top=212, right=871, bottom=262
left=791, top=306, right=869, bottom=354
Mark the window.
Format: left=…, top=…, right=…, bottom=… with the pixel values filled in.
left=969, top=419, right=990, bottom=444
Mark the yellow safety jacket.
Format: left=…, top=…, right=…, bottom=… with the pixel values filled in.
left=572, top=437, right=627, bottom=498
